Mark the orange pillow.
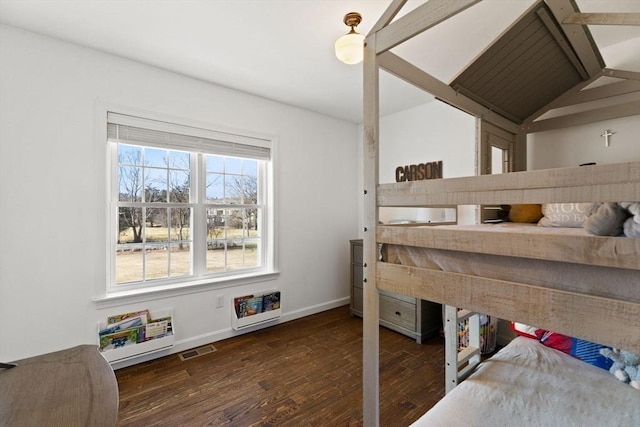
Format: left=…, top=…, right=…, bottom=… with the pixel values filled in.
left=508, top=204, right=543, bottom=223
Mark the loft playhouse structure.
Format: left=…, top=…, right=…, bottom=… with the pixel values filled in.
left=361, top=1, right=640, bottom=425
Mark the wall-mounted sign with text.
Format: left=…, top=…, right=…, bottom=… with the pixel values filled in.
left=395, top=161, right=443, bottom=182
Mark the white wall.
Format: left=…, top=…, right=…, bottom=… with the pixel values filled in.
left=527, top=115, right=640, bottom=169
left=0, top=25, right=360, bottom=364
left=377, top=93, right=640, bottom=178
left=528, top=36, right=640, bottom=169
left=378, top=101, right=476, bottom=224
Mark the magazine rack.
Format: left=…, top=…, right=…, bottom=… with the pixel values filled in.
left=231, top=290, right=281, bottom=330
left=98, top=309, right=175, bottom=363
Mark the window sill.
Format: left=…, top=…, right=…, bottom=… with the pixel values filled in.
left=93, top=271, right=280, bottom=309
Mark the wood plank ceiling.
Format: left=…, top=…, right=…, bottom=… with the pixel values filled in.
left=450, top=1, right=605, bottom=124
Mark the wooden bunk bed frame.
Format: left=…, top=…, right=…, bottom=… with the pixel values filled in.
left=361, top=1, right=640, bottom=425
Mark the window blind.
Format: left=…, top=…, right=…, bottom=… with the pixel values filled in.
left=107, top=112, right=270, bottom=160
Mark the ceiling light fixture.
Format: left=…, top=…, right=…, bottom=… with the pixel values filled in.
left=335, top=12, right=364, bottom=65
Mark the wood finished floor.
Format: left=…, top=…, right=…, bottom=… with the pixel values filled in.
left=115, top=305, right=445, bottom=426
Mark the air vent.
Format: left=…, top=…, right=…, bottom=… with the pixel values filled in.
left=178, top=344, right=216, bottom=361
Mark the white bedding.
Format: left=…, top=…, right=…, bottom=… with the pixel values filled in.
left=412, top=337, right=640, bottom=427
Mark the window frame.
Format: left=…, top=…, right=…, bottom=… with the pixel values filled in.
left=99, top=106, right=277, bottom=299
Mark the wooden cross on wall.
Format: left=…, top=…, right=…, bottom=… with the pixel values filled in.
left=600, top=129, right=614, bottom=147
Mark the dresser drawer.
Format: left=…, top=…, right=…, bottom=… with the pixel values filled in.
left=380, top=295, right=416, bottom=331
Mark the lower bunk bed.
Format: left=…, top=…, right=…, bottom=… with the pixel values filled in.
left=411, top=336, right=640, bottom=426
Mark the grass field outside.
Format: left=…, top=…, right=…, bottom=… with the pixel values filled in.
left=116, top=226, right=258, bottom=283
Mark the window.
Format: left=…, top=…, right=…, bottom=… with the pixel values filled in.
left=107, top=113, right=274, bottom=294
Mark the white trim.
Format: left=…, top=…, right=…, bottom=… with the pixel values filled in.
left=94, top=101, right=111, bottom=300
left=193, top=152, right=207, bottom=278
left=93, top=271, right=280, bottom=308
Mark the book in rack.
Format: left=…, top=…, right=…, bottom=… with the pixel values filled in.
left=232, top=291, right=281, bottom=330
left=98, top=309, right=174, bottom=363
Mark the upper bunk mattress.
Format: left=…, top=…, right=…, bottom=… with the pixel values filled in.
left=378, top=223, right=640, bottom=269
left=381, top=224, right=640, bottom=303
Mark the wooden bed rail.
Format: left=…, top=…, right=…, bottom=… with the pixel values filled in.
left=376, top=262, right=640, bottom=353
left=377, top=161, right=640, bottom=207
left=377, top=224, right=640, bottom=269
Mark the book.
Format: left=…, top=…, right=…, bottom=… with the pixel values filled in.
left=107, top=310, right=150, bottom=325
left=99, top=326, right=143, bottom=350
left=99, top=314, right=147, bottom=336
left=149, top=316, right=173, bottom=333
left=244, top=296, right=263, bottom=316
left=99, top=310, right=174, bottom=353
left=146, top=319, right=170, bottom=339
left=234, top=295, right=254, bottom=318
left=262, top=291, right=281, bottom=311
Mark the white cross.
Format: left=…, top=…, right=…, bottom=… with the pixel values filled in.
left=600, top=130, right=614, bottom=147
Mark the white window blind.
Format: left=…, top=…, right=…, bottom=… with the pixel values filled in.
left=107, top=112, right=270, bottom=160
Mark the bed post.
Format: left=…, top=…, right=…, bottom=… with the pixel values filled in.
left=444, top=305, right=459, bottom=393
left=362, top=29, right=381, bottom=427
left=445, top=307, right=482, bottom=393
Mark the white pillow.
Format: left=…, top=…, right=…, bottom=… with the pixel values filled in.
left=538, top=203, right=594, bottom=228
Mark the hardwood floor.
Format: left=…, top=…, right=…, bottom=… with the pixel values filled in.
left=115, top=305, right=445, bottom=426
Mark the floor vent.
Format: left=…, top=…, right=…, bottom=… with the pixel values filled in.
left=178, top=344, right=217, bottom=361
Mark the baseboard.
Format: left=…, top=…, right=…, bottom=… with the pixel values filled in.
left=110, top=297, right=350, bottom=370
left=279, top=297, right=350, bottom=323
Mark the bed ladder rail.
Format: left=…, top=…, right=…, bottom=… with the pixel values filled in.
left=444, top=305, right=481, bottom=393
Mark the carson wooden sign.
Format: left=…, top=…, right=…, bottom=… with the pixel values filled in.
left=395, top=161, right=443, bottom=182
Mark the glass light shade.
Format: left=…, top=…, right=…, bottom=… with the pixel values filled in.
left=335, top=32, right=364, bottom=65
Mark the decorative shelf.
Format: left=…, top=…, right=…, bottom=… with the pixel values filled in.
left=232, top=291, right=281, bottom=330
left=98, top=309, right=174, bottom=364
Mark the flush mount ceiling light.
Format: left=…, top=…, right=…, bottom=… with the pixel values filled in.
left=335, top=12, right=364, bottom=65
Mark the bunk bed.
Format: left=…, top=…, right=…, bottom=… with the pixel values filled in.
left=361, top=1, right=640, bottom=426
